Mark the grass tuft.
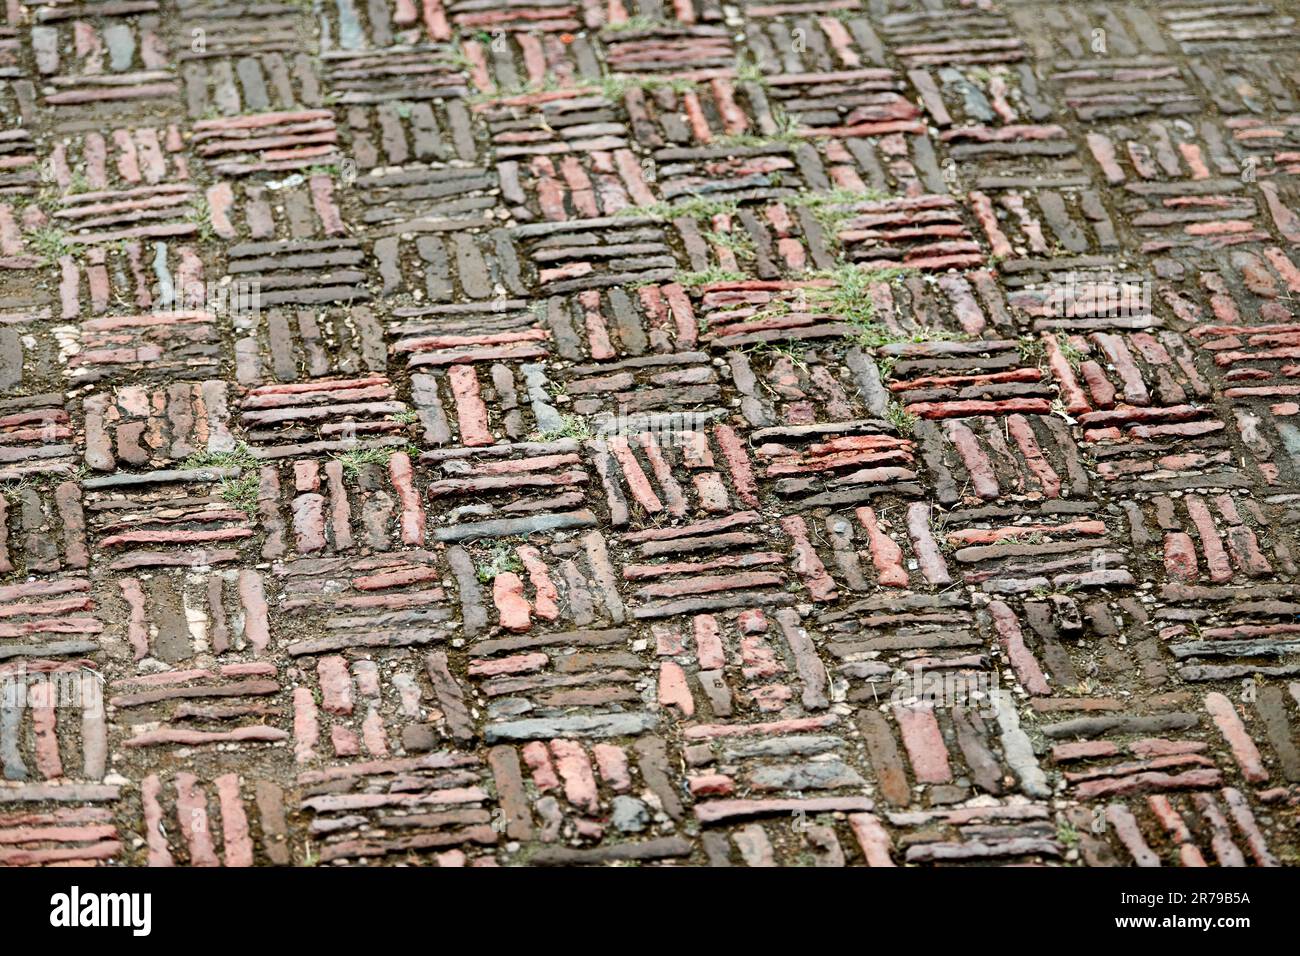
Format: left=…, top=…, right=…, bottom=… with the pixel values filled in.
left=885, top=401, right=918, bottom=436
left=677, top=267, right=747, bottom=287
left=217, top=472, right=261, bottom=515
left=634, top=196, right=740, bottom=222
left=539, top=414, right=592, bottom=441
left=182, top=444, right=261, bottom=515
left=183, top=443, right=259, bottom=471
left=27, top=225, right=70, bottom=263
left=334, top=447, right=397, bottom=476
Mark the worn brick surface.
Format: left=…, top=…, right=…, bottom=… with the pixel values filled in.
left=0, top=0, right=1298, bottom=868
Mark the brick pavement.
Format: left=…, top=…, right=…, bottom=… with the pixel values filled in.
left=0, top=0, right=1298, bottom=868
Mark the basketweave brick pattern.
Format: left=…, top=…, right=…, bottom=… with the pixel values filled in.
left=0, top=0, right=1298, bottom=869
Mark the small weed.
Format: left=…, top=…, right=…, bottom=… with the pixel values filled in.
left=27, top=225, right=70, bottom=263
left=476, top=541, right=523, bottom=583
left=734, top=52, right=766, bottom=85
left=392, top=409, right=419, bottom=425
left=1057, top=819, right=1080, bottom=848
left=747, top=340, right=808, bottom=370
left=1032, top=581, right=1078, bottom=599
left=1019, top=335, right=1047, bottom=367
left=447, top=44, right=473, bottom=72
left=789, top=186, right=887, bottom=238
left=1055, top=332, right=1085, bottom=372
left=927, top=506, right=950, bottom=543
left=851, top=324, right=908, bottom=349
left=540, top=414, right=592, bottom=441
left=884, top=401, right=918, bottom=436
left=188, top=195, right=215, bottom=242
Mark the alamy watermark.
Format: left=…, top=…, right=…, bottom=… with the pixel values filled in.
left=1, top=665, right=103, bottom=711
left=888, top=663, right=1002, bottom=718
left=50, top=886, right=151, bottom=936
left=588, top=404, right=719, bottom=447
left=152, top=277, right=261, bottom=319
left=1043, top=270, right=1152, bottom=320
